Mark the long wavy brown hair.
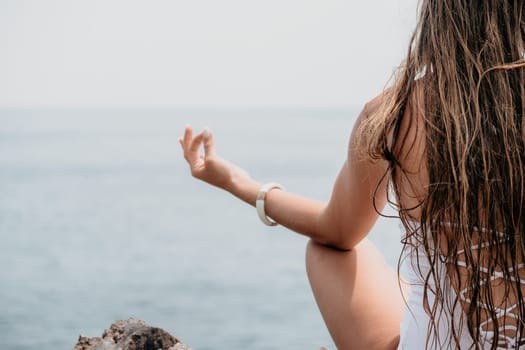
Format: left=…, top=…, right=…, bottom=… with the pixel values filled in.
left=364, top=1, right=525, bottom=348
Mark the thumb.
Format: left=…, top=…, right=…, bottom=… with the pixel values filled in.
left=203, top=128, right=216, bottom=157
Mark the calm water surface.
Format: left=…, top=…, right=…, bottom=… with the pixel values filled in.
left=0, top=108, right=400, bottom=350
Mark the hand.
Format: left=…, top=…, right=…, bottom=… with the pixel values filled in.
left=179, top=125, right=251, bottom=191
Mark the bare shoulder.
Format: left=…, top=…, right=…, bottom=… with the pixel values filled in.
left=349, top=86, right=424, bottom=160
left=362, top=89, right=391, bottom=118
left=348, top=90, right=393, bottom=162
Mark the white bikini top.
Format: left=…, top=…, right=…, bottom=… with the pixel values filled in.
left=398, top=222, right=525, bottom=349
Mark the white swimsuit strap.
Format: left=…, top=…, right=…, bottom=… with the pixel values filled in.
left=453, top=236, right=525, bottom=348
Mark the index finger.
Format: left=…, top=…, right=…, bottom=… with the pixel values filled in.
left=182, top=125, right=194, bottom=149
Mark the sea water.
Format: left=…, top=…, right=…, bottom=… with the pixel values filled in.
left=0, top=108, right=400, bottom=350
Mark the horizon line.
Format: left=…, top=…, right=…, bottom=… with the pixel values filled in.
left=0, top=103, right=363, bottom=111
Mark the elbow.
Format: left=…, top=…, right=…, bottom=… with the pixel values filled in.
left=329, top=238, right=355, bottom=251
left=309, top=238, right=354, bottom=252
left=336, top=242, right=355, bottom=251
left=313, top=214, right=357, bottom=251
left=310, top=231, right=356, bottom=251
left=333, top=226, right=369, bottom=251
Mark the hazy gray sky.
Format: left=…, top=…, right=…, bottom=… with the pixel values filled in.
left=2, top=0, right=417, bottom=108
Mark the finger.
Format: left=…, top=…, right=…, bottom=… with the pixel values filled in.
left=181, top=125, right=202, bottom=163
left=182, top=125, right=193, bottom=149
left=189, top=132, right=204, bottom=153
left=203, top=128, right=216, bottom=157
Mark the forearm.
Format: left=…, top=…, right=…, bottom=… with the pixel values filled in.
left=265, top=189, right=335, bottom=245
left=227, top=176, right=342, bottom=248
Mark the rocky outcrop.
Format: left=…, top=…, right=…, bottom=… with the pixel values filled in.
left=72, top=318, right=191, bottom=350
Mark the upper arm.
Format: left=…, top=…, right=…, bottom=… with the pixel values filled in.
left=317, top=97, right=390, bottom=249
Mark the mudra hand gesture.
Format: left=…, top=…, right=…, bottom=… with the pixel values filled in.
left=179, top=125, right=252, bottom=193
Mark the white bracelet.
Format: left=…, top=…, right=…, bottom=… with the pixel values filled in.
left=256, top=182, right=285, bottom=226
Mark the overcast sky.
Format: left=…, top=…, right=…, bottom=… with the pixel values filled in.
left=1, top=0, right=417, bottom=108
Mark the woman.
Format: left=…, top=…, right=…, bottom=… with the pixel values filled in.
left=180, top=1, right=525, bottom=349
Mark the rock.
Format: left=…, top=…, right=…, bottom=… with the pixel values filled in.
left=72, top=318, right=191, bottom=350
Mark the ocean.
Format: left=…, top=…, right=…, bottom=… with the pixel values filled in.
left=0, top=108, right=401, bottom=350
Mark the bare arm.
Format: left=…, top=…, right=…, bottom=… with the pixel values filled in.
left=179, top=101, right=389, bottom=250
